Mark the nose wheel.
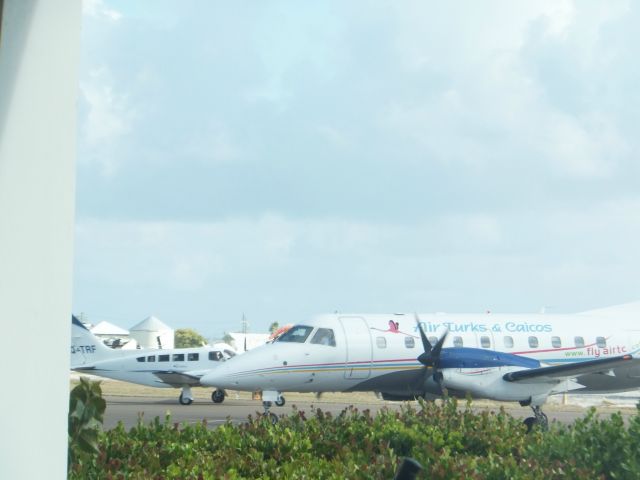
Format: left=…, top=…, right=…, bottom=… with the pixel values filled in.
left=275, top=395, right=285, bottom=407
left=262, top=401, right=278, bottom=424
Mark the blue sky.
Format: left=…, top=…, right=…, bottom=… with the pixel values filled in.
left=74, top=0, right=640, bottom=338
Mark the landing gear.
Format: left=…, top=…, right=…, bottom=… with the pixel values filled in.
left=211, top=389, right=225, bottom=404
left=524, top=405, right=548, bottom=432
left=262, top=401, right=278, bottom=424
left=179, top=387, right=193, bottom=405
left=275, top=395, right=285, bottom=407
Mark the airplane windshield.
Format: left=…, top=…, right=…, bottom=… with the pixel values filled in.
left=310, top=328, right=336, bottom=346
left=277, top=325, right=314, bottom=343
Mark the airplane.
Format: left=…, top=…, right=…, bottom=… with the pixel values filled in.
left=200, top=303, right=640, bottom=428
left=70, top=315, right=235, bottom=405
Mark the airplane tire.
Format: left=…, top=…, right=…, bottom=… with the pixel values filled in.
left=275, top=396, right=285, bottom=407
left=179, top=393, right=193, bottom=406
left=523, top=417, right=536, bottom=432
left=211, top=389, right=225, bottom=404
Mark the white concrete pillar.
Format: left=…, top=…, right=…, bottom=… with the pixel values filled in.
left=0, top=1, right=81, bottom=478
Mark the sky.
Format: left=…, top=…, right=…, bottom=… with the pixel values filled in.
left=73, top=0, right=640, bottom=339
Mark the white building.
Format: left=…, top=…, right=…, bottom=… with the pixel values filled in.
left=129, top=315, right=174, bottom=349
left=90, top=321, right=135, bottom=349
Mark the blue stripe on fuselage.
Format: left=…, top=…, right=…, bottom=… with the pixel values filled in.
left=438, top=348, right=540, bottom=369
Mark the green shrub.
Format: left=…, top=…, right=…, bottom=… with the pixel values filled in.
left=69, top=398, right=640, bottom=479
left=68, top=377, right=106, bottom=469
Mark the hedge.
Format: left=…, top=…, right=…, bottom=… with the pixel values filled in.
left=69, top=398, right=640, bottom=479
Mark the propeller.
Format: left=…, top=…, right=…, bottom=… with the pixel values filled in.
left=414, top=314, right=448, bottom=391
left=414, top=313, right=448, bottom=369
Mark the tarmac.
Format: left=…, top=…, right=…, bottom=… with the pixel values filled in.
left=72, top=376, right=639, bottom=429
left=102, top=393, right=637, bottom=430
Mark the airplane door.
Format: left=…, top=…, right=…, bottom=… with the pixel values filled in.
left=339, top=316, right=372, bottom=379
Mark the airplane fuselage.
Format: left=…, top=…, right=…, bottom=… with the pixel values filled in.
left=72, top=346, right=234, bottom=388
left=200, top=313, right=640, bottom=399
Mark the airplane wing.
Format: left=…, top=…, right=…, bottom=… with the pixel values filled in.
left=152, top=371, right=203, bottom=387
left=503, top=354, right=636, bottom=383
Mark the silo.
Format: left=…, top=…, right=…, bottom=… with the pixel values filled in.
left=129, top=315, right=175, bottom=349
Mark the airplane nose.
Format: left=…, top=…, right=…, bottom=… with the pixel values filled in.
left=200, top=370, right=228, bottom=388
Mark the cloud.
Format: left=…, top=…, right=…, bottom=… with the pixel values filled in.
left=80, top=68, right=133, bottom=145
left=79, top=67, right=136, bottom=176
left=73, top=199, right=640, bottom=333
left=73, top=2, right=640, bottom=332
left=183, top=122, right=241, bottom=165
left=83, top=0, right=122, bottom=22
left=537, top=111, right=629, bottom=177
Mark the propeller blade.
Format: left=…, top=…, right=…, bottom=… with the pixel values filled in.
left=430, top=329, right=448, bottom=361
left=414, top=313, right=432, bottom=355
left=415, top=314, right=449, bottom=368
left=414, top=314, right=448, bottom=394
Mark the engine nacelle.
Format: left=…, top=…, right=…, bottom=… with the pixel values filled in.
left=441, top=367, right=551, bottom=402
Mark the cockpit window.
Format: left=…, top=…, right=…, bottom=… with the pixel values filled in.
left=209, top=351, right=223, bottom=361
left=277, top=325, right=314, bottom=343
left=310, top=328, right=336, bottom=347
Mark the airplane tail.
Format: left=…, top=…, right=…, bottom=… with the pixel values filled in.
left=70, top=315, right=120, bottom=367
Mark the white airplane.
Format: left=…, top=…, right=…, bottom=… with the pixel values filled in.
left=200, top=303, right=640, bottom=427
left=71, top=315, right=234, bottom=405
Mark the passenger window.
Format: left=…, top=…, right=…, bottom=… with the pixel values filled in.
left=173, top=353, right=185, bottom=361
left=209, top=351, right=223, bottom=361
left=596, top=336, right=606, bottom=348
left=574, top=336, right=585, bottom=348
left=310, top=328, right=336, bottom=347
left=136, top=356, right=145, bottom=362
left=147, top=355, right=156, bottom=362
left=404, top=337, right=415, bottom=348
left=480, top=336, right=491, bottom=348
left=277, top=325, right=314, bottom=343
left=528, top=336, right=539, bottom=348
left=159, top=354, right=170, bottom=362
left=428, top=336, right=438, bottom=346
left=187, top=353, right=199, bottom=361
left=503, top=336, right=514, bottom=348
left=551, top=336, right=562, bottom=348
left=453, top=336, right=463, bottom=347
left=376, top=337, right=387, bottom=349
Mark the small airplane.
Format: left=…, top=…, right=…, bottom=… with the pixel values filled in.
left=200, top=303, right=640, bottom=427
left=71, top=315, right=234, bottom=405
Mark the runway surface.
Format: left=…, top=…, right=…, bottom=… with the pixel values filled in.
left=103, top=395, right=634, bottom=430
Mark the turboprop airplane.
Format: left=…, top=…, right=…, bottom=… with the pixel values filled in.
left=200, top=303, right=640, bottom=428
left=71, top=315, right=234, bottom=405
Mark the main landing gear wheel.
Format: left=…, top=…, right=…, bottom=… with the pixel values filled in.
left=523, top=417, right=536, bottom=432
left=524, top=406, right=548, bottom=432
left=275, top=396, right=285, bottom=407
left=211, top=389, right=225, bottom=404
left=179, top=392, right=193, bottom=406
